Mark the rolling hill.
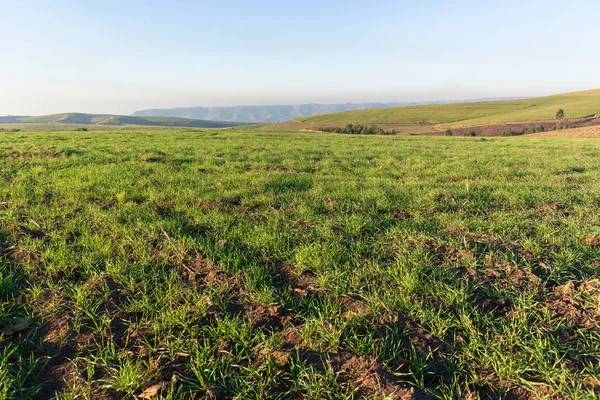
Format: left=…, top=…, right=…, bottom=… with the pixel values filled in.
left=0, top=113, right=245, bottom=128
left=299, top=89, right=600, bottom=128
left=131, top=98, right=523, bottom=123
left=132, top=103, right=407, bottom=123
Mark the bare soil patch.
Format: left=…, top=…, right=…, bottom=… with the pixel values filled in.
left=329, top=352, right=418, bottom=399
left=439, top=117, right=600, bottom=137
left=3, top=150, right=67, bottom=159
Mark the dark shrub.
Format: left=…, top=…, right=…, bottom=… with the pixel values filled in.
left=317, top=124, right=391, bottom=135
left=522, top=128, right=534, bottom=135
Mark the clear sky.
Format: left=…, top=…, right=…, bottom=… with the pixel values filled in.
left=2, top=0, right=599, bottom=115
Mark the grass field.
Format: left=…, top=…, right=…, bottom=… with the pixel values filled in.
left=1, top=128, right=599, bottom=399
left=299, top=89, right=600, bottom=128
left=0, top=114, right=245, bottom=129
left=0, top=124, right=234, bottom=133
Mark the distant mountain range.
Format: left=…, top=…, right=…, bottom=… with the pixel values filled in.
left=132, top=99, right=526, bottom=123
left=0, top=113, right=244, bottom=128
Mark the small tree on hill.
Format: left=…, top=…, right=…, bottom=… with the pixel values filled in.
left=445, top=129, right=453, bottom=136
left=556, top=109, right=565, bottom=120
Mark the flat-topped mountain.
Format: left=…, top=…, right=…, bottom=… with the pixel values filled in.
left=131, top=99, right=523, bottom=123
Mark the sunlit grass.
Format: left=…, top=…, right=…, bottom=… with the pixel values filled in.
left=0, top=128, right=598, bottom=399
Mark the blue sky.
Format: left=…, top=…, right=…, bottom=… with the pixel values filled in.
left=1, top=0, right=599, bottom=115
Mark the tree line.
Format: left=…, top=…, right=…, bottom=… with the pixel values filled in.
left=317, top=124, right=395, bottom=135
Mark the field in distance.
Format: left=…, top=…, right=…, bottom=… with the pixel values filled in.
left=0, top=127, right=598, bottom=399
left=0, top=113, right=246, bottom=129
left=528, top=124, right=600, bottom=138
left=294, top=89, right=600, bottom=133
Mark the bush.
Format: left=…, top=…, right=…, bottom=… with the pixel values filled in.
left=464, top=130, right=477, bottom=137
left=502, top=125, right=545, bottom=136
left=76, top=127, right=88, bottom=131
left=317, top=124, right=392, bottom=135
left=556, top=109, right=565, bottom=120
left=445, top=129, right=453, bottom=136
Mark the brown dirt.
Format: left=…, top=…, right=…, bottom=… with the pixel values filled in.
left=31, top=313, right=87, bottom=399
left=441, top=117, right=600, bottom=137
left=3, top=151, right=67, bottom=159
left=546, top=298, right=598, bottom=329
left=390, top=210, right=410, bottom=222
left=28, top=273, right=148, bottom=398
left=278, top=263, right=317, bottom=293
left=292, top=220, right=317, bottom=230
left=329, top=352, right=419, bottom=399
left=370, top=312, right=454, bottom=384
left=188, top=254, right=300, bottom=334
left=148, top=352, right=191, bottom=382
left=536, top=202, right=564, bottom=212
left=543, top=280, right=600, bottom=331
left=462, top=262, right=541, bottom=293
left=257, top=324, right=420, bottom=399
left=0, top=244, right=22, bottom=261
left=244, top=304, right=292, bottom=330
left=281, top=325, right=307, bottom=350
left=340, top=296, right=371, bottom=318
left=480, top=297, right=512, bottom=316
left=413, top=239, right=479, bottom=266
left=136, top=155, right=167, bottom=163
left=247, top=166, right=294, bottom=172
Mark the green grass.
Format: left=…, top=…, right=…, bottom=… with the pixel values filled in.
left=300, top=89, right=600, bottom=128
left=0, top=113, right=245, bottom=128
left=0, top=128, right=599, bottom=399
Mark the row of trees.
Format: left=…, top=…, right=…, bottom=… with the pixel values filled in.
left=317, top=124, right=395, bottom=135
left=501, top=125, right=545, bottom=136
left=503, top=124, right=580, bottom=135
left=550, top=124, right=577, bottom=131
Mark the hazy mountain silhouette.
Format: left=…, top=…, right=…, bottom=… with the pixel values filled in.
left=0, top=113, right=244, bottom=128
left=132, top=99, right=525, bottom=123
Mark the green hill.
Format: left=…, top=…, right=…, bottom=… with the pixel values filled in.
left=0, top=113, right=246, bottom=128
left=300, top=89, right=600, bottom=128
